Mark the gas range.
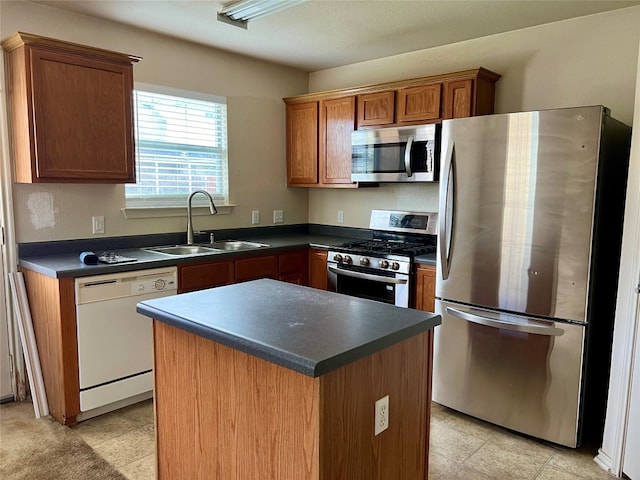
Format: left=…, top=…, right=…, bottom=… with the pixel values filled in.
left=329, top=210, right=437, bottom=271
left=327, top=210, right=437, bottom=307
left=329, top=239, right=435, bottom=275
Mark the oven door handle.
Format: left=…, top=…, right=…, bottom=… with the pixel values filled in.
left=446, top=307, right=565, bottom=336
left=328, top=266, right=408, bottom=285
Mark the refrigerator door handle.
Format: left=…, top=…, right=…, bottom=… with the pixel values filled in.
left=439, top=138, right=455, bottom=279
left=446, top=307, right=565, bottom=336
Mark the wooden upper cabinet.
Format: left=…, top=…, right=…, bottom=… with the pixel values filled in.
left=443, top=79, right=473, bottom=119
left=396, top=83, right=442, bottom=123
left=356, top=91, right=395, bottom=128
left=284, top=68, right=500, bottom=188
left=1, top=32, right=140, bottom=183
left=319, top=96, right=356, bottom=185
left=286, top=101, right=318, bottom=185
left=443, top=69, right=501, bottom=119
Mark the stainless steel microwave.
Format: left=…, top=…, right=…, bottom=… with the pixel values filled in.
left=351, top=124, right=440, bottom=183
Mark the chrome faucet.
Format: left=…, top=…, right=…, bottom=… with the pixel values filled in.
left=187, top=190, right=217, bottom=245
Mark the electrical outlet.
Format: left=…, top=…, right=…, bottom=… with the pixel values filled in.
left=92, top=216, right=105, bottom=235
left=273, top=210, right=284, bottom=224
left=374, top=395, right=389, bottom=436
left=251, top=210, right=260, bottom=225
left=338, top=210, right=344, bottom=223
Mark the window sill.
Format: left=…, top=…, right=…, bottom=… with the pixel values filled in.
left=122, top=204, right=236, bottom=219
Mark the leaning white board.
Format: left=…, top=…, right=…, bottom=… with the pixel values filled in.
left=8, top=272, right=48, bottom=418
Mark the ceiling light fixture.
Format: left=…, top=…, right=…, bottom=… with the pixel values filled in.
left=217, top=0, right=305, bottom=29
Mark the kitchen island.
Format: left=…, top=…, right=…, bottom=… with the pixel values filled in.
left=137, top=278, right=441, bottom=480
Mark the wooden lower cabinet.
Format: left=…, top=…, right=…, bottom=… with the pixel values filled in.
left=415, top=263, right=436, bottom=312
left=153, top=322, right=433, bottom=479
left=178, top=249, right=310, bottom=292
left=179, top=259, right=234, bottom=293
left=235, top=255, right=278, bottom=282
left=309, top=248, right=328, bottom=290
left=278, top=249, right=309, bottom=285
left=21, top=268, right=80, bottom=425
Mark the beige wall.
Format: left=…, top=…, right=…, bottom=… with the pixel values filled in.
left=308, top=6, right=640, bottom=228
left=2, top=3, right=639, bottom=239
left=0, top=1, right=309, bottom=243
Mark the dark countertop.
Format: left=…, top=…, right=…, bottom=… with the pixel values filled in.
left=137, top=278, right=441, bottom=377
left=414, top=252, right=437, bottom=265
left=18, top=223, right=438, bottom=278
left=18, top=233, right=356, bottom=278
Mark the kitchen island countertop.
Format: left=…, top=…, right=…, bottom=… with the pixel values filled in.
left=137, top=278, right=441, bottom=377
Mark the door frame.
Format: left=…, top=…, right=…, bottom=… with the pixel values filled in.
left=595, top=39, right=640, bottom=478
left=0, top=48, right=24, bottom=402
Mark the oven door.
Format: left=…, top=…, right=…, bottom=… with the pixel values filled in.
left=327, top=264, right=409, bottom=307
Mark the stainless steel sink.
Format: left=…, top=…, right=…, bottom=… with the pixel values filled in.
left=209, top=240, right=270, bottom=251
left=145, top=241, right=269, bottom=256
left=145, top=245, right=221, bottom=256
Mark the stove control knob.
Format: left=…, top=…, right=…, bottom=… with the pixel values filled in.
left=379, top=260, right=389, bottom=269
left=344, top=255, right=353, bottom=265
left=154, top=279, right=166, bottom=291
left=391, top=262, right=400, bottom=271
left=333, top=253, right=343, bottom=263
left=360, top=257, right=370, bottom=266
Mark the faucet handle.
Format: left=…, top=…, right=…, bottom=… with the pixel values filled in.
left=209, top=232, right=215, bottom=244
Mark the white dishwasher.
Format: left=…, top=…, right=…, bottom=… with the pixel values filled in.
left=75, top=267, right=177, bottom=416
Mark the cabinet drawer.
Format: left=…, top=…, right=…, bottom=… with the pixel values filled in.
left=235, top=255, right=278, bottom=282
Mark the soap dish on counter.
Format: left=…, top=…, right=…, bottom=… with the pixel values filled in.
left=98, top=252, right=138, bottom=264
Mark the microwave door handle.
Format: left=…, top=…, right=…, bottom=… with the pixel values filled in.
left=327, top=266, right=408, bottom=284
left=446, top=307, right=565, bottom=336
left=404, top=136, right=414, bottom=177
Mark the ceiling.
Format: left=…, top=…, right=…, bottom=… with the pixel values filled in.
left=31, top=0, right=640, bottom=72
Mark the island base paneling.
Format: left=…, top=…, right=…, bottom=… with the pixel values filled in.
left=152, top=321, right=433, bottom=479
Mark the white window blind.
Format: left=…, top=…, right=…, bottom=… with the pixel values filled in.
left=125, top=87, right=228, bottom=207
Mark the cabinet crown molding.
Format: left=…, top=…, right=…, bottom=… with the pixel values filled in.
left=1, top=31, right=141, bottom=65
left=283, top=67, right=500, bottom=105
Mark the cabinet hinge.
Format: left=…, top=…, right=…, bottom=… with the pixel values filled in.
left=8, top=353, right=13, bottom=375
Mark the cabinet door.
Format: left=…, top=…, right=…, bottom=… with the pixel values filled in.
left=235, top=255, right=278, bottom=282
left=319, top=97, right=356, bottom=185
left=179, top=260, right=234, bottom=293
left=287, top=102, right=318, bottom=185
left=396, top=83, right=442, bottom=123
left=357, top=91, right=395, bottom=128
left=28, top=47, right=135, bottom=182
left=443, top=79, right=474, bottom=119
left=278, top=249, right=309, bottom=285
left=309, top=249, right=328, bottom=290
left=415, top=264, right=436, bottom=312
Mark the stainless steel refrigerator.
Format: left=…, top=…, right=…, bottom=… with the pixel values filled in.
left=434, top=105, right=631, bottom=447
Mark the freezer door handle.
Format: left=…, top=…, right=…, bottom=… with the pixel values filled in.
left=446, top=307, right=565, bottom=336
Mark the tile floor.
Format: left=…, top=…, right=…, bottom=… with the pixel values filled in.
left=71, top=400, right=156, bottom=480
left=67, top=399, right=616, bottom=480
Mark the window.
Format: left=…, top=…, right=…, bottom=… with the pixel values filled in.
left=125, top=85, right=228, bottom=208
